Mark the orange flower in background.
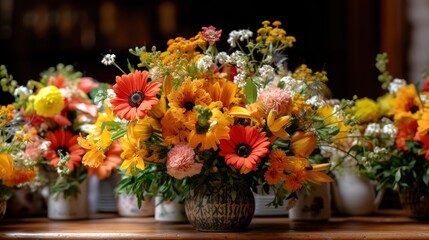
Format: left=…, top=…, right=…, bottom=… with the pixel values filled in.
left=283, top=156, right=333, bottom=192
left=219, top=125, right=270, bottom=173
left=2, top=168, right=38, bottom=188
left=110, top=70, right=162, bottom=121
left=45, top=129, right=85, bottom=172
left=87, top=141, right=122, bottom=179
left=395, top=119, right=417, bottom=151
left=389, top=84, right=422, bottom=121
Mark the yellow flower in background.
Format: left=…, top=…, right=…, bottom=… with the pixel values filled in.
left=290, top=131, right=317, bottom=158
left=34, top=85, right=64, bottom=117
left=119, top=131, right=146, bottom=176
left=0, top=104, right=14, bottom=127
left=130, top=116, right=162, bottom=142
left=0, top=152, right=14, bottom=180
left=354, top=97, right=381, bottom=123
left=267, top=110, right=291, bottom=141
left=317, top=105, right=351, bottom=141
left=377, top=93, right=394, bottom=116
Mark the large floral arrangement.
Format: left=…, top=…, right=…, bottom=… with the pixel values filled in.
left=0, top=64, right=122, bottom=199
left=84, top=20, right=351, bottom=207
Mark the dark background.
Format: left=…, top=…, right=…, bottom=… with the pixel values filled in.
left=0, top=0, right=405, bottom=209
left=0, top=0, right=409, bottom=106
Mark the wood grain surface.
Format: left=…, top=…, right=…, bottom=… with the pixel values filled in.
left=1, top=209, right=429, bottom=239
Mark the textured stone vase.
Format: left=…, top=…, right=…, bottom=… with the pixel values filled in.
left=399, top=188, right=429, bottom=218
left=185, top=182, right=255, bottom=232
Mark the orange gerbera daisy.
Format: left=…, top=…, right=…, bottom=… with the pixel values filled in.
left=45, top=129, right=85, bottom=172
left=219, top=125, right=270, bottom=173
left=110, top=70, right=162, bottom=121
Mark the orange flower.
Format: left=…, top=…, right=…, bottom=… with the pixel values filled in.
left=44, top=129, right=85, bottom=172
left=395, top=119, right=417, bottom=151
left=219, top=125, right=270, bottom=173
left=2, top=168, right=38, bottom=188
left=87, top=141, right=122, bottom=179
left=290, top=131, right=317, bottom=158
left=389, top=84, right=423, bottom=121
left=283, top=156, right=333, bottom=192
left=265, top=149, right=288, bottom=185
left=110, top=70, right=162, bottom=121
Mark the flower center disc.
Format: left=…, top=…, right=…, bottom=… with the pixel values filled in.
left=184, top=102, right=195, bottom=111
left=236, top=144, right=251, bottom=158
left=129, top=91, right=144, bottom=107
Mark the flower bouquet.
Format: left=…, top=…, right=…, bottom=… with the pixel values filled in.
left=83, top=20, right=351, bottom=230
left=0, top=102, right=40, bottom=218
left=0, top=64, right=122, bottom=219
left=334, top=53, right=429, bottom=218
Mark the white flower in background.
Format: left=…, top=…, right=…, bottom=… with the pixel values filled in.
left=381, top=123, right=397, bottom=147
left=196, top=55, right=214, bottom=72
left=233, top=72, right=247, bottom=88
left=306, top=95, right=326, bottom=108
left=258, top=65, right=275, bottom=81
left=227, top=29, right=253, bottom=47
left=364, top=123, right=382, bottom=137
left=101, top=54, right=116, bottom=66
left=13, top=86, right=33, bottom=99
left=388, top=78, right=406, bottom=94
left=215, top=52, right=230, bottom=65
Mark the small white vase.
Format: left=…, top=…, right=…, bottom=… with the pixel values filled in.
left=289, top=182, right=331, bottom=221
left=254, top=186, right=288, bottom=217
left=117, top=194, right=154, bottom=217
left=47, top=179, right=89, bottom=220
left=331, top=166, right=384, bottom=216
left=154, top=196, right=188, bottom=223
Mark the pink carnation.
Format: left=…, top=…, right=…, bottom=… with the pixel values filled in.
left=167, top=143, right=202, bottom=179
left=257, top=87, right=292, bottom=115
left=201, top=26, right=222, bottom=45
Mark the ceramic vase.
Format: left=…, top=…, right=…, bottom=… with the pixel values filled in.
left=154, top=196, right=188, bottom=223
left=117, top=194, right=154, bottom=217
left=332, top=166, right=384, bottom=216
left=289, top=182, right=331, bottom=221
left=47, top=179, right=89, bottom=220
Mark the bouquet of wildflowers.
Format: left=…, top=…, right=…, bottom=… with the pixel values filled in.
left=84, top=20, right=353, bottom=207
left=0, top=64, right=122, bottom=199
left=0, top=102, right=39, bottom=201
left=346, top=53, right=429, bottom=197
left=324, top=52, right=429, bottom=200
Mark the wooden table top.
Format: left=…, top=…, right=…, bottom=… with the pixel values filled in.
left=1, top=209, right=429, bottom=239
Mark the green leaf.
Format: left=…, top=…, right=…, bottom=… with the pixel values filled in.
left=395, top=169, right=401, bottom=182
left=245, top=78, right=257, bottom=104
left=423, top=174, right=429, bottom=186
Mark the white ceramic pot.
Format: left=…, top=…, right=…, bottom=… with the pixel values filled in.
left=289, top=182, right=331, bottom=221
left=47, top=179, right=89, bottom=220
left=253, top=186, right=288, bottom=217
left=154, top=196, right=188, bottom=223
left=332, top=166, right=384, bottom=216
left=117, top=194, right=154, bottom=217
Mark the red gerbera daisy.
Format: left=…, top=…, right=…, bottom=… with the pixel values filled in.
left=44, top=129, right=85, bottom=172
left=110, top=70, right=162, bottom=121
left=219, top=125, right=270, bottom=172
